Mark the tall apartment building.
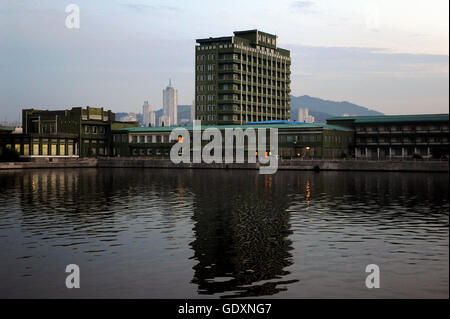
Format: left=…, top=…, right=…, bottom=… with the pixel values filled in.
left=195, top=29, right=291, bottom=125
left=163, top=79, right=178, bottom=126
left=142, top=101, right=156, bottom=127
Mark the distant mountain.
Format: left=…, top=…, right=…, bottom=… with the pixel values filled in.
left=290, top=95, right=383, bottom=123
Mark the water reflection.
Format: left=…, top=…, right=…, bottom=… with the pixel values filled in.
left=0, top=169, right=448, bottom=298
left=189, top=171, right=298, bottom=298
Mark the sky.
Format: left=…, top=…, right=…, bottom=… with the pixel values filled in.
left=0, top=0, right=448, bottom=121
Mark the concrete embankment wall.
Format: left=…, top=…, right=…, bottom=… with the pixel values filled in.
left=0, top=158, right=97, bottom=170
left=97, top=158, right=448, bottom=172
left=277, top=159, right=449, bottom=172
left=0, top=157, right=448, bottom=172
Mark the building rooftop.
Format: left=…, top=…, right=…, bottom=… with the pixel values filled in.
left=117, top=123, right=352, bottom=132
left=327, top=114, right=449, bottom=124
left=0, top=126, right=14, bottom=132
left=245, top=120, right=304, bottom=125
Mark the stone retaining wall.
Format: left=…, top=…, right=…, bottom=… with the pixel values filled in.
left=0, top=157, right=448, bottom=172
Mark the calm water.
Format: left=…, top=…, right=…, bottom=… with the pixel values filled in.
left=0, top=168, right=448, bottom=298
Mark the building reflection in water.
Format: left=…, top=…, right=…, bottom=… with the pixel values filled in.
left=1, top=168, right=446, bottom=298
left=188, top=171, right=298, bottom=298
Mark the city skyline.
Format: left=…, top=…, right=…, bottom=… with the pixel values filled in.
left=0, top=0, right=448, bottom=120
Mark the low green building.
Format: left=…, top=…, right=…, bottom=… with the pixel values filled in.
left=0, top=107, right=123, bottom=158
left=327, top=114, right=449, bottom=159
left=111, top=123, right=353, bottom=160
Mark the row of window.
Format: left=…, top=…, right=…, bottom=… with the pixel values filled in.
left=280, top=135, right=320, bottom=143
left=358, top=147, right=429, bottom=156
left=219, top=74, right=290, bottom=85
left=84, top=125, right=105, bottom=134
left=196, top=105, right=217, bottom=112
left=209, top=114, right=287, bottom=122
left=356, top=125, right=449, bottom=132
left=196, top=44, right=291, bottom=61
left=212, top=94, right=287, bottom=104
left=131, top=148, right=170, bottom=156
left=257, top=34, right=276, bottom=46
left=324, top=135, right=352, bottom=143
left=217, top=54, right=288, bottom=68
left=218, top=85, right=287, bottom=95
left=197, top=95, right=216, bottom=102
left=3, top=142, right=76, bottom=156
left=197, top=64, right=216, bottom=72
left=357, top=137, right=448, bottom=144
left=219, top=63, right=287, bottom=75
left=196, top=74, right=216, bottom=81
left=196, top=54, right=216, bottom=61
left=196, top=115, right=217, bottom=121
left=196, top=85, right=216, bottom=92
left=131, top=135, right=170, bottom=144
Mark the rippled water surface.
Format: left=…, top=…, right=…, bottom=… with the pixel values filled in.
left=0, top=168, right=448, bottom=298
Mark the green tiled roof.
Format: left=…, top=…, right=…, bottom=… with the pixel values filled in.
left=327, top=114, right=449, bottom=124
left=118, top=123, right=352, bottom=132
left=0, top=126, right=14, bottom=132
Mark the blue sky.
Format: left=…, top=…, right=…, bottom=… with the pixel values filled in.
left=0, top=0, right=448, bottom=120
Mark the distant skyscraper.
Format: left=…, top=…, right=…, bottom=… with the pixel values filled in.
left=159, top=115, right=170, bottom=127
left=163, top=79, right=178, bottom=126
left=142, top=101, right=152, bottom=127
left=298, top=108, right=315, bottom=123
left=149, top=111, right=156, bottom=127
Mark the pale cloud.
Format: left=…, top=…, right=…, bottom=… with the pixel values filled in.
left=120, top=2, right=181, bottom=13
left=291, top=1, right=314, bottom=9
left=290, top=1, right=318, bottom=13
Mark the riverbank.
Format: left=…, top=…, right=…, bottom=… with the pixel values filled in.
left=0, top=157, right=448, bottom=172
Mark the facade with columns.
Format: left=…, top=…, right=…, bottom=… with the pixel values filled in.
left=327, top=114, right=449, bottom=159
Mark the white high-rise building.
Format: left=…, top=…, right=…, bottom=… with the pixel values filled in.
left=163, top=79, right=178, bottom=126
left=142, top=101, right=152, bottom=127
left=149, top=111, right=156, bottom=127
left=120, top=113, right=137, bottom=122
left=159, top=115, right=170, bottom=127
left=298, top=108, right=315, bottom=123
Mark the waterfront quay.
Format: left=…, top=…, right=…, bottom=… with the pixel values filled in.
left=0, top=157, right=448, bottom=172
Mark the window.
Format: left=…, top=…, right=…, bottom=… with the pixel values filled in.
left=132, top=136, right=137, bottom=143
left=85, top=126, right=90, bottom=133
left=139, top=136, right=145, bottom=143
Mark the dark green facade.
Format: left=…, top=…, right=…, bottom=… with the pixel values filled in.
left=327, top=114, right=450, bottom=159
left=195, top=30, right=291, bottom=125
left=0, top=107, right=121, bottom=158
left=112, top=123, right=353, bottom=160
